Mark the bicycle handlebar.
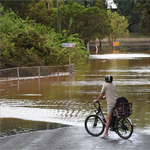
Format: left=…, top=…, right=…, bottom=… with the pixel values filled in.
left=93, top=101, right=101, bottom=113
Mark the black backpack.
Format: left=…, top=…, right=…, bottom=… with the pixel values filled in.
left=116, top=97, right=128, bottom=104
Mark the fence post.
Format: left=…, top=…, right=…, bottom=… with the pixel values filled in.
left=57, top=67, right=59, bottom=76
left=69, top=47, right=71, bottom=74
left=38, top=67, right=40, bottom=79
left=17, top=67, right=19, bottom=80
left=57, top=67, right=59, bottom=82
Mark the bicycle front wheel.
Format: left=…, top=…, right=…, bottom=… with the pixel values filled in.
left=116, top=117, right=133, bottom=139
left=85, top=115, right=105, bottom=137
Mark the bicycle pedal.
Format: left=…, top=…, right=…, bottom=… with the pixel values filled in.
left=110, top=128, right=115, bottom=131
left=93, top=123, right=97, bottom=127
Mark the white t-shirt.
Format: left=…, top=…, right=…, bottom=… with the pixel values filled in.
left=101, top=82, right=118, bottom=107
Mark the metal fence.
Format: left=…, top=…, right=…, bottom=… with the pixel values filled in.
left=0, top=64, right=75, bottom=81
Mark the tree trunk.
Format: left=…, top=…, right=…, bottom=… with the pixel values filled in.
left=45, top=0, right=50, bottom=9
left=87, top=42, right=89, bottom=52
left=98, top=38, right=102, bottom=50
left=108, top=35, right=113, bottom=51
left=84, top=40, right=90, bottom=51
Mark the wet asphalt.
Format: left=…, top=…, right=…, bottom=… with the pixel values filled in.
left=0, top=126, right=149, bottom=150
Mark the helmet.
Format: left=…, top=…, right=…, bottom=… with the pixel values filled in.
left=105, top=75, right=113, bottom=83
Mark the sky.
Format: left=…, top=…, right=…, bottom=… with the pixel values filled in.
left=106, top=0, right=117, bottom=9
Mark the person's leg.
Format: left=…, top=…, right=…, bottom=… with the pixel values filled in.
left=101, top=114, right=111, bottom=138
left=101, top=106, right=115, bottom=138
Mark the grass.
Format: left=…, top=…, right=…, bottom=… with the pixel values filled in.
left=129, top=33, right=150, bottom=38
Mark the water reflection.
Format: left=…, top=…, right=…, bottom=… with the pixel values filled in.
left=0, top=52, right=150, bottom=137
left=0, top=118, right=68, bottom=137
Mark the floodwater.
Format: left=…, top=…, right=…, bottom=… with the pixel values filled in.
left=0, top=51, right=150, bottom=137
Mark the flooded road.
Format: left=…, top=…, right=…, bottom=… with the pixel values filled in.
left=0, top=51, right=150, bottom=137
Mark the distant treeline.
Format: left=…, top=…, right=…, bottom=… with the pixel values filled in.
left=1, top=0, right=149, bottom=35
left=0, top=0, right=149, bottom=69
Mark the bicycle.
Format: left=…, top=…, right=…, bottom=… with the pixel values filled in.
left=85, top=101, right=133, bottom=139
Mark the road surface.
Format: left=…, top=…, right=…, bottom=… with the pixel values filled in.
left=0, top=126, right=149, bottom=150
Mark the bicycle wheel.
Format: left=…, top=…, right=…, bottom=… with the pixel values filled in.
left=85, top=115, right=105, bottom=137
left=116, top=116, right=133, bottom=139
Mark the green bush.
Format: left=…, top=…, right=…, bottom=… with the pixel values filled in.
left=0, top=5, right=89, bottom=69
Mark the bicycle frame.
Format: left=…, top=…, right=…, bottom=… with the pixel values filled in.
left=93, top=102, right=122, bottom=130
left=93, top=102, right=106, bottom=125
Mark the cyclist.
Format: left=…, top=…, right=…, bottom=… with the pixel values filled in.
left=93, top=75, right=118, bottom=138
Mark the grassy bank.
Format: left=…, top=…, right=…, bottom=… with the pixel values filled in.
left=90, top=36, right=150, bottom=52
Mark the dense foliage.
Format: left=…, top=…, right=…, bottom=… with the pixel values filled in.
left=135, top=0, right=150, bottom=35
left=114, top=0, right=150, bottom=35
left=114, top=0, right=140, bottom=32
left=0, top=5, right=88, bottom=69
left=107, top=10, right=129, bottom=48
left=2, top=0, right=148, bottom=69
left=60, top=2, right=110, bottom=45
left=25, top=1, right=110, bottom=46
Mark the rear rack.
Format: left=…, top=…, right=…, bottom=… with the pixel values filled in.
left=116, top=103, right=132, bottom=117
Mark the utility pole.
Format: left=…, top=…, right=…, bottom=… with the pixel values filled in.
left=57, top=0, right=61, bottom=33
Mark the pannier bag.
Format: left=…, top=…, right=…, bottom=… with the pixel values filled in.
left=116, top=97, right=132, bottom=117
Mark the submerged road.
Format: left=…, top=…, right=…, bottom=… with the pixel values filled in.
left=0, top=126, right=149, bottom=150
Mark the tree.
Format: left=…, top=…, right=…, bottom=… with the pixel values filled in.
left=107, top=10, right=129, bottom=49
left=27, top=1, right=57, bottom=28
left=63, top=0, right=107, bottom=8
left=60, top=2, right=110, bottom=47
left=135, top=0, right=150, bottom=35
left=0, top=0, right=36, bottom=19
left=114, top=0, right=140, bottom=32
left=95, top=0, right=106, bottom=9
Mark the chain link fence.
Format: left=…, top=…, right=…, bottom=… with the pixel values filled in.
left=0, top=64, right=75, bottom=81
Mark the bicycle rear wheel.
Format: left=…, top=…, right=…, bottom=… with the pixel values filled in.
left=116, top=116, right=133, bottom=139
left=85, top=115, right=105, bottom=137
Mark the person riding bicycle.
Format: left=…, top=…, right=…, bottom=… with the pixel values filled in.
left=93, top=75, right=118, bottom=138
